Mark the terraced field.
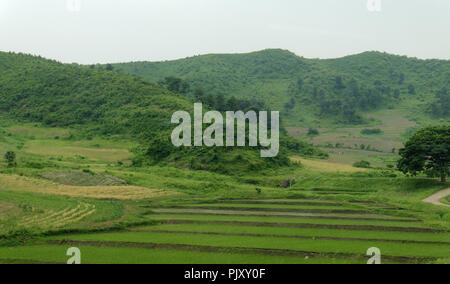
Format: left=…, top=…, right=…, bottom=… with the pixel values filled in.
left=18, top=202, right=97, bottom=230
left=0, top=174, right=172, bottom=200
left=2, top=196, right=448, bottom=264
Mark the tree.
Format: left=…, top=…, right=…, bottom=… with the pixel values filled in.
left=353, top=160, right=371, bottom=168
left=215, top=94, right=226, bottom=111
left=398, top=73, right=405, bottom=85
left=194, top=87, right=205, bottom=102
left=307, top=128, right=319, bottom=136
left=146, top=133, right=175, bottom=162
left=161, top=77, right=187, bottom=94
left=334, top=76, right=345, bottom=90
left=4, top=151, right=16, bottom=167
left=398, top=126, right=450, bottom=183
left=432, top=87, right=450, bottom=117
left=297, top=77, right=304, bottom=92
left=408, top=84, right=416, bottom=95
left=226, top=96, right=239, bottom=110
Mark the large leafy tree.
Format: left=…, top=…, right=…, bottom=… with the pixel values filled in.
left=398, top=126, right=450, bottom=183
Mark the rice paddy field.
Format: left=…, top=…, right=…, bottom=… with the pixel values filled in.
left=1, top=196, right=449, bottom=264
left=0, top=124, right=449, bottom=264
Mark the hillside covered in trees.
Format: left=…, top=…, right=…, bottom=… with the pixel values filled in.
left=111, top=49, right=450, bottom=125
left=0, top=52, right=191, bottom=137
left=0, top=52, right=324, bottom=174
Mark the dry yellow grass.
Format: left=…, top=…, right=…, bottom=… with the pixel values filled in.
left=0, top=174, right=174, bottom=200
left=0, top=201, right=19, bottom=218
left=291, top=157, right=368, bottom=173
left=17, top=202, right=98, bottom=229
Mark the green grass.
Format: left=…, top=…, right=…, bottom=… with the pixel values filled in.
left=1, top=119, right=449, bottom=264
left=147, top=213, right=432, bottom=228
left=24, top=140, right=133, bottom=163
left=0, top=245, right=359, bottom=264
left=136, top=223, right=450, bottom=243
left=440, top=196, right=450, bottom=206
left=6, top=125, right=70, bottom=140
left=47, top=231, right=450, bottom=259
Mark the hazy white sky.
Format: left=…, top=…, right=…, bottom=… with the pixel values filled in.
left=0, top=0, right=449, bottom=64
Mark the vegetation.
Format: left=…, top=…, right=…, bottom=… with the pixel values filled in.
left=0, top=122, right=449, bottom=263
left=307, top=128, right=319, bottom=136
left=0, top=52, right=322, bottom=174
left=429, top=88, right=450, bottom=118
left=0, top=50, right=448, bottom=264
left=398, top=126, right=450, bottom=182
left=353, top=160, right=372, bottom=169
left=4, top=151, right=16, bottom=167
left=111, top=49, right=450, bottom=126
left=361, top=129, right=382, bottom=135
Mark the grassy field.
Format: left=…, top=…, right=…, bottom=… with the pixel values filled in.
left=0, top=123, right=449, bottom=264
left=287, top=109, right=424, bottom=167
left=441, top=196, right=450, bottom=206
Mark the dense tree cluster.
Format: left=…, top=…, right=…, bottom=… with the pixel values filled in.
left=429, top=88, right=449, bottom=118
left=159, top=77, right=267, bottom=113
left=299, top=77, right=395, bottom=124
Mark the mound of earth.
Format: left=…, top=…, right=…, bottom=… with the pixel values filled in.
left=40, top=171, right=127, bottom=186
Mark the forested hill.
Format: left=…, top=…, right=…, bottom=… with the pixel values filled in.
left=0, top=51, right=191, bottom=137
left=0, top=52, right=325, bottom=173
left=111, top=49, right=450, bottom=125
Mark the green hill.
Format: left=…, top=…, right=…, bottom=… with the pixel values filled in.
left=0, top=52, right=323, bottom=174
left=111, top=49, right=450, bottom=126
left=0, top=52, right=191, bottom=137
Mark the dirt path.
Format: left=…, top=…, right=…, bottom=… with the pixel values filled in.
left=423, top=188, right=450, bottom=207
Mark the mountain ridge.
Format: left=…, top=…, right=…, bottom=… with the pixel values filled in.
left=107, top=49, right=450, bottom=65
left=109, top=49, right=449, bottom=126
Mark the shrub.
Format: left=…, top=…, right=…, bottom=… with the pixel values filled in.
left=353, top=160, right=371, bottom=168
left=307, top=128, right=319, bottom=136
left=361, top=128, right=382, bottom=135
left=23, top=161, right=45, bottom=169
left=4, top=151, right=16, bottom=167
left=82, top=169, right=94, bottom=175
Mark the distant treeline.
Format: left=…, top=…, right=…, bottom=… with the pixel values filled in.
left=158, top=76, right=267, bottom=113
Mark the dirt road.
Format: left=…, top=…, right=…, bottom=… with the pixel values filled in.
left=423, top=188, right=450, bottom=207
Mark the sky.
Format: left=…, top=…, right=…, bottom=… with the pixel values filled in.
left=0, top=0, right=449, bottom=64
